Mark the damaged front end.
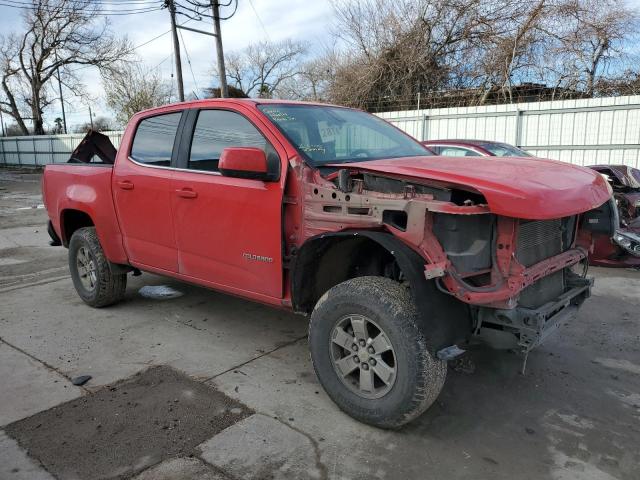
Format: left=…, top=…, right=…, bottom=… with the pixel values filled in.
left=295, top=161, right=610, bottom=357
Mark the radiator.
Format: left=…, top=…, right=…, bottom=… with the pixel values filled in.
left=516, top=219, right=565, bottom=308
left=516, top=219, right=563, bottom=267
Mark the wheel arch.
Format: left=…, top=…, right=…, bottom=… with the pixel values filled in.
left=291, top=230, right=472, bottom=352
left=60, top=208, right=95, bottom=247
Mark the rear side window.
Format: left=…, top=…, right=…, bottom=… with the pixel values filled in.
left=188, top=110, right=267, bottom=172
left=438, top=146, right=481, bottom=157
left=130, top=112, right=182, bottom=166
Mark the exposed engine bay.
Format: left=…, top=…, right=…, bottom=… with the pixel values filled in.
left=297, top=164, right=613, bottom=355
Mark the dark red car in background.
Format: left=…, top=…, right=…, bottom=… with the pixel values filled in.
left=588, top=164, right=640, bottom=268
left=422, top=139, right=532, bottom=157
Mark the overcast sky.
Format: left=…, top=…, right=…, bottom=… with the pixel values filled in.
left=1, top=0, right=639, bottom=131
left=0, top=0, right=335, bottom=131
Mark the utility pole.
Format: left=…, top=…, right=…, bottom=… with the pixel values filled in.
left=88, top=104, right=94, bottom=130
left=211, top=0, right=228, bottom=98
left=167, top=0, right=185, bottom=101
left=54, top=54, right=67, bottom=134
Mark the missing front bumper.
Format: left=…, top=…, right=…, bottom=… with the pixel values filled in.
left=475, top=276, right=593, bottom=352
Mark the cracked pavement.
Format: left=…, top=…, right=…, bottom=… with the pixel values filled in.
left=1, top=168, right=640, bottom=480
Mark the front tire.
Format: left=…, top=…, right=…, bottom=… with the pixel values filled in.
left=69, top=227, right=126, bottom=307
left=309, top=276, right=446, bottom=429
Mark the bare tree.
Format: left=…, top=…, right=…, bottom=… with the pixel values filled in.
left=476, top=0, right=640, bottom=100
left=275, top=54, right=337, bottom=101
left=73, top=116, right=115, bottom=134
left=550, top=0, right=638, bottom=96
left=327, top=0, right=514, bottom=110
left=4, top=123, right=28, bottom=136
left=595, top=70, right=640, bottom=96
left=225, top=40, right=307, bottom=98
left=103, top=63, right=172, bottom=126
left=0, top=38, right=30, bottom=134
left=0, top=0, right=130, bottom=135
left=474, top=0, right=548, bottom=103
left=325, top=0, right=640, bottom=109
left=202, top=85, right=249, bottom=98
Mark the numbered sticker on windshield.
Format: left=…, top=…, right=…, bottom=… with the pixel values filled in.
left=318, top=121, right=341, bottom=143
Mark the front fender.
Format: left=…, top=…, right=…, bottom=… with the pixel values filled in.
left=292, top=230, right=471, bottom=352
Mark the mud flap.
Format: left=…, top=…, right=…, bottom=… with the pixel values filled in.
left=47, top=220, right=62, bottom=246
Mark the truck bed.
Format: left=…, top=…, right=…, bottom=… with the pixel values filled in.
left=42, top=164, right=128, bottom=264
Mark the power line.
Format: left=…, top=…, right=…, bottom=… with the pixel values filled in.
left=132, top=21, right=189, bottom=51
left=153, top=52, right=174, bottom=70
left=167, top=1, right=236, bottom=98
left=247, top=0, right=271, bottom=42
left=212, top=0, right=237, bottom=20
left=174, top=0, right=237, bottom=20
left=2, top=0, right=162, bottom=5
left=67, top=16, right=195, bottom=75
left=178, top=27, right=199, bottom=98
left=74, top=0, right=162, bottom=3
left=0, top=0, right=165, bottom=15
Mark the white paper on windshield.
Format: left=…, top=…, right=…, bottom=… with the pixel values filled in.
left=318, top=121, right=342, bottom=143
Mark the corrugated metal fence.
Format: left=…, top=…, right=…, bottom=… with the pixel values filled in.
left=0, top=131, right=124, bottom=166
left=377, top=95, right=640, bottom=167
left=2, top=95, right=640, bottom=167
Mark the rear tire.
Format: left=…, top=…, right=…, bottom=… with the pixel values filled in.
left=69, top=227, right=126, bottom=307
left=309, top=276, right=446, bottom=429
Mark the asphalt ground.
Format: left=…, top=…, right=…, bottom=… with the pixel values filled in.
left=1, top=167, right=639, bottom=480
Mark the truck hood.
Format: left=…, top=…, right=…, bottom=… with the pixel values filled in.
left=338, top=156, right=611, bottom=220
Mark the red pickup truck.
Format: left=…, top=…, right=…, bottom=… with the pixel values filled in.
left=43, top=99, right=613, bottom=428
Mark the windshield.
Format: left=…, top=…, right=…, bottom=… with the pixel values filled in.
left=258, top=104, right=431, bottom=166
left=480, top=142, right=532, bottom=157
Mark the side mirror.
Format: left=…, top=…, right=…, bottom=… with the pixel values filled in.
left=219, top=147, right=273, bottom=181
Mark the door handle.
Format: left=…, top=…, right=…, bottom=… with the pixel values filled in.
left=117, top=180, right=134, bottom=190
left=176, top=188, right=198, bottom=199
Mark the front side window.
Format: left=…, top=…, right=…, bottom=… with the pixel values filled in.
left=130, top=112, right=182, bottom=166
left=258, top=104, right=429, bottom=167
left=188, top=110, right=268, bottom=172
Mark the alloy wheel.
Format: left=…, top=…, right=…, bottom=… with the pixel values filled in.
left=329, top=314, right=397, bottom=399
left=76, top=246, right=97, bottom=292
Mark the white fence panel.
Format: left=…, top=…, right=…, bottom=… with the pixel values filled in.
left=378, top=95, right=640, bottom=168
left=2, top=96, right=640, bottom=168
left=0, top=131, right=124, bottom=166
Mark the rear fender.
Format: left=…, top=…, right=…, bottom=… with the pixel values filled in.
left=44, top=164, right=128, bottom=264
